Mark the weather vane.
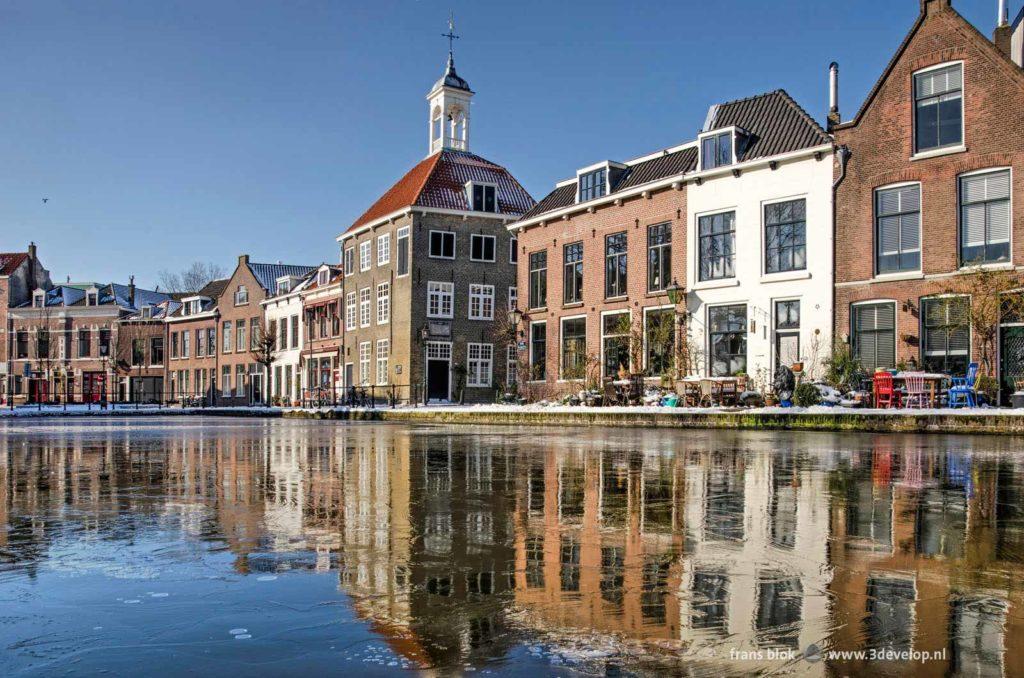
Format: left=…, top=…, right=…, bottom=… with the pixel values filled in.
left=442, top=12, right=459, bottom=58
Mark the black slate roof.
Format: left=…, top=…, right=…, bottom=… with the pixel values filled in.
left=707, top=90, right=831, bottom=162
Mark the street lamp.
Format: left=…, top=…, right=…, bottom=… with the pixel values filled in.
left=665, top=279, right=685, bottom=306
left=507, top=306, right=523, bottom=337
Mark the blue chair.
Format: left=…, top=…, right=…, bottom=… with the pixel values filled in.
left=948, top=362, right=979, bottom=408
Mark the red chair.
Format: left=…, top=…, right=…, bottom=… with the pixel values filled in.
left=874, top=372, right=902, bottom=409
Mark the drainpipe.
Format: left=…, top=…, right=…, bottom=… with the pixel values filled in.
left=832, top=145, right=852, bottom=357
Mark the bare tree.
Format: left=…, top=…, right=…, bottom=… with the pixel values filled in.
left=157, top=262, right=226, bottom=294
left=249, top=321, right=277, bottom=406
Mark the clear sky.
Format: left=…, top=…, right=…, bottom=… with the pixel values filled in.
left=0, top=0, right=1012, bottom=288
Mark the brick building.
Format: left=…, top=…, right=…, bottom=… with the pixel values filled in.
left=831, top=0, right=1024, bottom=400
left=1, top=243, right=51, bottom=403
left=300, top=265, right=343, bottom=400
left=263, top=269, right=315, bottom=405
left=511, top=90, right=834, bottom=396
left=166, top=277, right=227, bottom=405
left=336, top=49, right=534, bottom=404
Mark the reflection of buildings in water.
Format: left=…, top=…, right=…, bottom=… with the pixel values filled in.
left=827, top=437, right=1024, bottom=677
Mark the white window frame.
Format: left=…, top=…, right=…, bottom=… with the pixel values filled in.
left=345, top=292, right=357, bottom=331
left=600, top=309, right=631, bottom=379
left=467, top=343, right=493, bottom=387
left=911, top=60, right=965, bottom=159
left=359, top=341, right=371, bottom=386
left=377, top=233, right=391, bottom=266
left=873, top=181, right=923, bottom=277
left=376, top=339, right=389, bottom=385
left=697, top=126, right=739, bottom=171
left=509, top=235, right=518, bottom=264
left=344, top=247, right=354, bottom=275
left=427, top=281, right=454, bottom=319
left=466, top=181, right=499, bottom=213
left=559, top=313, right=588, bottom=381
left=396, top=226, right=411, bottom=277
left=359, top=241, right=371, bottom=272
left=508, top=286, right=517, bottom=312
left=377, top=282, right=390, bottom=325
left=428, top=230, right=456, bottom=260
left=506, top=344, right=518, bottom=387
left=469, top=234, right=497, bottom=262
left=957, top=166, right=1013, bottom=269
left=468, top=284, right=495, bottom=320
left=359, top=287, right=371, bottom=328
left=528, top=320, right=547, bottom=382
left=234, top=285, right=249, bottom=305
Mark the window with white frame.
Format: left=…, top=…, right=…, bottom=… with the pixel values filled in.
left=359, top=287, right=371, bottom=327
left=506, top=344, right=518, bottom=386
left=345, top=292, right=356, bottom=330
left=914, top=63, right=962, bottom=154
left=359, top=241, right=371, bottom=271
left=470, top=234, right=496, bottom=262
left=317, top=269, right=330, bottom=286
left=427, top=281, right=454, bottom=318
left=396, top=226, right=410, bottom=276
left=602, top=312, right=630, bottom=378
left=234, top=285, right=248, bottom=305
left=467, top=343, right=493, bottom=387
left=429, top=231, right=455, bottom=259
left=876, top=185, right=921, bottom=274
left=376, top=339, right=389, bottom=385
left=377, top=233, right=391, bottom=266
left=359, top=342, right=371, bottom=385
left=561, top=316, right=587, bottom=379
left=578, top=168, right=606, bottom=202
left=529, top=321, right=546, bottom=380
left=470, top=184, right=497, bottom=212
left=377, top=282, right=390, bottom=324
left=699, top=211, right=736, bottom=281
left=764, top=199, right=806, bottom=274
left=344, top=247, right=354, bottom=275
left=922, top=296, right=970, bottom=374
left=700, top=131, right=733, bottom=170
left=469, top=284, right=494, bottom=320
left=508, top=286, right=517, bottom=312
left=510, top=235, right=518, bottom=264
left=959, top=169, right=1010, bottom=266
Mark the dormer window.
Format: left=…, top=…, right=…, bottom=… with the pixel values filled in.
left=468, top=183, right=496, bottom=213
left=235, top=285, right=248, bottom=305
left=700, top=131, right=734, bottom=171
left=140, top=306, right=152, bottom=319
left=578, top=168, right=607, bottom=202
left=318, top=269, right=330, bottom=286
left=277, top=279, right=291, bottom=295
left=32, top=290, right=45, bottom=308
left=86, top=289, right=98, bottom=306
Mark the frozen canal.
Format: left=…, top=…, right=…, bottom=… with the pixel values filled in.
left=1, top=418, right=1023, bottom=676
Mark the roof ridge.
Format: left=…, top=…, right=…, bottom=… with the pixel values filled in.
left=712, top=88, right=786, bottom=112
left=412, top=152, right=445, bottom=204
left=774, top=89, right=831, bottom=141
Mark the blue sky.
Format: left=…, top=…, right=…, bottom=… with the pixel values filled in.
left=0, top=0, right=1011, bottom=287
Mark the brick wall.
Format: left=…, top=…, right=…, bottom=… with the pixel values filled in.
left=217, top=258, right=267, bottom=404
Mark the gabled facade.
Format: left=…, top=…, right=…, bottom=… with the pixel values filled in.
left=263, top=269, right=315, bottom=405
left=831, top=0, right=1024, bottom=400
left=336, top=49, right=535, bottom=403
left=300, top=265, right=343, bottom=400
left=1, top=243, right=51, bottom=403
left=166, top=277, right=228, bottom=405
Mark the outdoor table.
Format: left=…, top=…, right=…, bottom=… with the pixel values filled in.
left=680, top=376, right=740, bottom=406
left=872, top=372, right=948, bottom=408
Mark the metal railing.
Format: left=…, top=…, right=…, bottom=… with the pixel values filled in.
left=299, top=384, right=420, bottom=409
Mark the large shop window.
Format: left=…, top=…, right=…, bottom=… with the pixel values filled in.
left=922, top=296, right=970, bottom=374
left=852, top=302, right=896, bottom=372
left=708, top=305, right=747, bottom=376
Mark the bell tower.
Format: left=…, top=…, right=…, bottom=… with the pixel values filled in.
left=427, top=16, right=473, bottom=154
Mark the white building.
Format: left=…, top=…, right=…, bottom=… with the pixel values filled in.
left=684, top=91, right=835, bottom=385
left=262, top=270, right=314, bottom=405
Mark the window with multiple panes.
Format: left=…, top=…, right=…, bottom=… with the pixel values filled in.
left=470, top=234, right=496, bottom=262
left=775, top=300, right=800, bottom=368
left=468, top=284, right=494, bottom=320
left=344, top=247, right=354, bottom=275
left=506, top=344, right=518, bottom=387
left=427, top=281, right=454, bottom=318
left=289, top=316, right=298, bottom=349
left=647, top=222, right=671, bottom=291
left=236, top=321, right=246, bottom=352
left=151, top=337, right=164, bottom=364
left=78, top=329, right=91, bottom=358
left=376, top=339, right=389, bottom=385
left=875, top=185, right=921, bottom=274
left=207, top=328, right=216, bottom=355
left=221, top=366, right=231, bottom=397
left=377, top=233, right=390, bottom=266
left=959, top=170, right=1010, bottom=265
left=467, top=343, right=493, bottom=387
left=131, top=339, right=145, bottom=366
left=529, top=251, right=547, bottom=309
left=922, top=296, right=970, bottom=374
left=396, top=226, right=410, bottom=276
left=376, top=283, right=390, bottom=324
left=359, top=241, right=371, bottom=271
left=709, top=305, right=747, bottom=376
left=359, top=342, right=371, bottom=385
left=234, top=285, right=248, bottom=305
left=529, top=322, right=546, bottom=380
left=560, top=317, right=587, bottom=379
left=471, top=184, right=496, bottom=213
left=578, top=168, right=606, bottom=202
left=700, top=131, right=732, bottom=170
left=235, top=365, right=246, bottom=397
left=644, top=308, right=675, bottom=376
left=346, top=292, right=356, bottom=330
left=508, top=286, right=517, bottom=312
left=602, top=312, right=630, bottom=378
left=359, top=287, right=371, bottom=327
left=182, top=329, right=191, bottom=358
left=223, top=321, right=233, bottom=352
left=429, top=231, right=455, bottom=259
left=99, top=329, right=111, bottom=357
left=196, top=328, right=205, bottom=357
left=852, top=302, right=896, bottom=372
left=563, top=242, right=584, bottom=304
left=699, top=211, right=736, bottom=281
left=605, top=232, right=627, bottom=298
left=914, top=63, right=962, bottom=153
left=250, top=318, right=259, bottom=350
left=764, top=199, right=806, bottom=274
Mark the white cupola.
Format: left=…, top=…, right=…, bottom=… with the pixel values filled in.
left=427, top=18, right=473, bottom=155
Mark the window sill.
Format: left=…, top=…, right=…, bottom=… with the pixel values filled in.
left=562, top=302, right=584, bottom=309
left=872, top=271, right=925, bottom=282
left=527, top=307, right=547, bottom=314
left=427, top=255, right=455, bottom=261
left=469, top=258, right=496, bottom=264
left=604, top=295, right=628, bottom=303
left=958, top=262, right=1014, bottom=273
left=760, top=270, right=811, bottom=284
left=910, top=145, right=966, bottom=162
left=692, top=278, right=739, bottom=291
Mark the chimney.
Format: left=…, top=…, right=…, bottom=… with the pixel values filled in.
left=128, top=275, right=136, bottom=307
left=827, top=62, right=840, bottom=130
left=239, top=254, right=250, bottom=267
left=994, top=0, right=1013, bottom=57
left=27, top=241, right=36, bottom=291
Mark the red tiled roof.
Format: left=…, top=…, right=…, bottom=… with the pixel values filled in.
left=0, top=252, right=28, bottom=276
left=345, top=150, right=535, bottom=235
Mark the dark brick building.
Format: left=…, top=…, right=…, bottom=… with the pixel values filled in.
left=831, top=0, right=1024, bottom=399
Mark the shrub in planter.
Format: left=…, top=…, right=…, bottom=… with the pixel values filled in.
left=794, top=381, right=822, bottom=407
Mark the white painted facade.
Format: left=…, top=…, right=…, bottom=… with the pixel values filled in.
left=262, top=276, right=309, bottom=405
left=685, top=145, right=834, bottom=385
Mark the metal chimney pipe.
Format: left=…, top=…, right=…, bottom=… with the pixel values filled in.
left=829, top=62, right=839, bottom=114
left=999, top=0, right=1008, bottom=25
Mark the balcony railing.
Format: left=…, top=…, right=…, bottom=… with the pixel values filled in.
left=431, top=137, right=467, bottom=153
